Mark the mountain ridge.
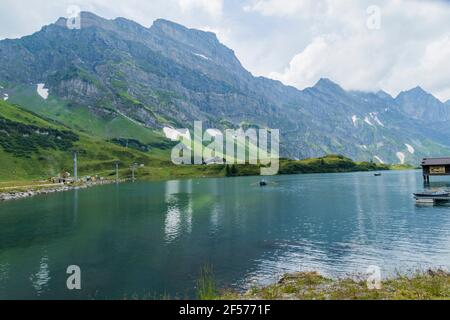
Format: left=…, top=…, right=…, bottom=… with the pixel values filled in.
left=1, top=12, right=450, bottom=164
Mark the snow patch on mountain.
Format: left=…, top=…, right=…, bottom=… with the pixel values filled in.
left=396, top=152, right=405, bottom=164
left=369, top=112, right=384, bottom=127
left=352, top=115, right=358, bottom=126
left=364, top=116, right=373, bottom=126
left=37, top=83, right=49, bottom=100
left=405, top=144, right=415, bottom=154
left=193, top=53, right=211, bottom=61
left=374, top=156, right=384, bottom=164
left=363, top=113, right=384, bottom=127
left=163, top=127, right=191, bottom=141
left=3, top=93, right=8, bottom=101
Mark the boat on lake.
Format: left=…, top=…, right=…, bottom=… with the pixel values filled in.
left=413, top=191, right=450, bottom=198
left=413, top=190, right=450, bottom=205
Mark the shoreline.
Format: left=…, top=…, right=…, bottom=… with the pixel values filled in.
left=218, top=270, right=450, bottom=300
left=0, top=167, right=418, bottom=202
left=0, top=179, right=124, bottom=202
left=0, top=155, right=415, bottom=202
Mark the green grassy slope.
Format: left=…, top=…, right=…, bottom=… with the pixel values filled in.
left=0, top=100, right=162, bottom=181
left=0, top=100, right=234, bottom=184
left=5, top=85, right=269, bottom=163
left=221, top=155, right=392, bottom=177
left=6, top=84, right=166, bottom=146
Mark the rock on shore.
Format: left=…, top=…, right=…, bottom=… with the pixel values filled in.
left=0, top=180, right=119, bottom=201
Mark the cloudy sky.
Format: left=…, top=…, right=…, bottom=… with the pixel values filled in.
left=1, top=0, right=449, bottom=101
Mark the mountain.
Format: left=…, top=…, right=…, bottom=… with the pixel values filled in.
left=395, top=86, right=450, bottom=122
left=1, top=12, right=450, bottom=165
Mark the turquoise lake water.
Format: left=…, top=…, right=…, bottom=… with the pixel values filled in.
left=0, top=170, right=449, bottom=299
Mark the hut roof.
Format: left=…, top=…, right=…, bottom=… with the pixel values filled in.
left=421, top=158, right=450, bottom=166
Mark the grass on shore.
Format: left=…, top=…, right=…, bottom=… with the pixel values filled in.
left=92, top=269, right=450, bottom=300
left=0, top=154, right=415, bottom=194
left=197, top=264, right=218, bottom=300
left=218, top=270, right=450, bottom=300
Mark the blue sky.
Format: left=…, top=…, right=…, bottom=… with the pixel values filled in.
left=0, top=0, right=449, bottom=101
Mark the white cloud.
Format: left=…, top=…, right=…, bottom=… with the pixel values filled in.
left=381, top=34, right=450, bottom=101
left=0, top=0, right=449, bottom=100
left=261, top=0, right=450, bottom=100
left=197, top=25, right=232, bottom=44
left=270, top=37, right=328, bottom=88
left=179, top=0, right=223, bottom=18
left=243, top=0, right=327, bottom=17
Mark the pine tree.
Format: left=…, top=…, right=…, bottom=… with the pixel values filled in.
left=225, top=165, right=231, bottom=177
left=231, top=165, right=238, bottom=176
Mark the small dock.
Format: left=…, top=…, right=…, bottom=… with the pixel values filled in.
left=414, top=195, right=450, bottom=205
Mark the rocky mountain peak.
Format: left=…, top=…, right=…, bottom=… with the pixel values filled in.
left=149, top=18, right=243, bottom=74
left=52, top=12, right=239, bottom=71
left=396, top=86, right=445, bottom=106
left=397, top=86, right=432, bottom=99
left=151, top=18, right=219, bottom=44
left=54, top=11, right=111, bottom=29
left=395, top=86, right=450, bottom=122
left=312, top=78, right=345, bottom=93
left=376, top=90, right=393, bottom=100
left=410, top=86, right=427, bottom=93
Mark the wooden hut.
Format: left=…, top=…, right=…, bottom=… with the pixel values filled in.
left=421, top=157, right=450, bottom=183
